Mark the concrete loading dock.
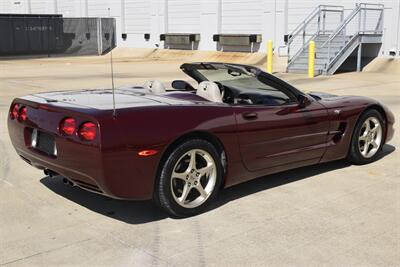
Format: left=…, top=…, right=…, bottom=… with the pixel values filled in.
left=0, top=50, right=398, bottom=266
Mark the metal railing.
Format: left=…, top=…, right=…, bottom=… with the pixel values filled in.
left=320, top=3, right=384, bottom=72
left=287, top=5, right=344, bottom=66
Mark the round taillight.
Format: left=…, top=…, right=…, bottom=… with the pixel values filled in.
left=10, top=104, right=19, bottom=120
left=78, top=122, right=97, bottom=141
left=60, top=117, right=76, bottom=136
left=19, top=106, right=27, bottom=122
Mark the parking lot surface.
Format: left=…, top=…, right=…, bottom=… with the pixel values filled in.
left=0, top=51, right=399, bottom=266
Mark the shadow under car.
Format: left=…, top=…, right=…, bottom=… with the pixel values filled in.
left=40, top=144, right=395, bottom=224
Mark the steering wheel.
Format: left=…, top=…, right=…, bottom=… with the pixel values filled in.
left=215, top=82, right=234, bottom=103
left=214, top=82, right=225, bottom=98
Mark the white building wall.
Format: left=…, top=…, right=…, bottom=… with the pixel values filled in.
left=167, top=0, right=201, bottom=33
left=57, top=0, right=76, bottom=17
left=0, top=0, right=399, bottom=55
left=30, top=0, right=54, bottom=14
left=87, top=0, right=120, bottom=17
left=0, top=0, right=29, bottom=13
left=199, top=0, right=219, bottom=50
left=0, top=1, right=11, bottom=13
left=124, top=0, right=151, bottom=34
left=118, top=0, right=165, bottom=48
left=221, top=0, right=263, bottom=34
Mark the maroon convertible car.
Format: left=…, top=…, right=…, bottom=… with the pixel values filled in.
left=8, top=63, right=395, bottom=217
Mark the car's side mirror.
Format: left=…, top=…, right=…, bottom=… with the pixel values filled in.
left=297, top=94, right=312, bottom=108
left=172, top=80, right=195, bottom=91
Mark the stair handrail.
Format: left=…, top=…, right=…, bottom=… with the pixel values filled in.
left=325, top=34, right=360, bottom=74
left=287, top=5, right=344, bottom=66
left=320, top=3, right=384, bottom=72
left=322, top=3, right=384, bottom=43
left=288, top=5, right=321, bottom=44
left=287, top=5, right=344, bottom=45
left=320, top=5, right=361, bottom=49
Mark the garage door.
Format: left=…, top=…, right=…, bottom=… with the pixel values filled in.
left=221, top=0, right=263, bottom=34
left=168, top=0, right=200, bottom=33
left=125, top=0, right=151, bottom=34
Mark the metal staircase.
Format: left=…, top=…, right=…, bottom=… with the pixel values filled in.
left=287, top=3, right=384, bottom=75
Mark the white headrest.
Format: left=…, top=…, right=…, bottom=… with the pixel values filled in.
left=197, top=81, right=223, bottom=103
left=143, top=80, right=166, bottom=94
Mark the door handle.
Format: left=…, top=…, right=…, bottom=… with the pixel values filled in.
left=242, top=112, right=258, bottom=120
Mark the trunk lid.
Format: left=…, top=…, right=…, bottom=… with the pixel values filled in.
left=30, top=89, right=173, bottom=110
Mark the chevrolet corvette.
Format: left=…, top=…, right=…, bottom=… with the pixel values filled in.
left=8, top=63, right=395, bottom=217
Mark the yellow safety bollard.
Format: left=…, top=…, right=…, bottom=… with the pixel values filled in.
left=267, top=40, right=273, bottom=74
left=308, top=41, right=315, bottom=78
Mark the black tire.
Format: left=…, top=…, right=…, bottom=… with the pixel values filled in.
left=154, top=139, right=223, bottom=217
left=347, top=109, right=386, bottom=165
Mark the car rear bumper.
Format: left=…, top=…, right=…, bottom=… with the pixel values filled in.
left=16, top=147, right=105, bottom=194
left=8, top=112, right=161, bottom=200
left=10, top=131, right=161, bottom=200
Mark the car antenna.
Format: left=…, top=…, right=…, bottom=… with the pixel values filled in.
left=108, top=8, right=117, bottom=118
left=110, top=46, right=116, bottom=118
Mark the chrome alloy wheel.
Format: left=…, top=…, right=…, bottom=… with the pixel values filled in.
left=170, top=149, right=217, bottom=208
left=358, top=117, right=383, bottom=158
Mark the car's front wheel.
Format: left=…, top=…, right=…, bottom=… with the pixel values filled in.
left=347, top=109, right=385, bottom=164
left=155, top=139, right=223, bottom=217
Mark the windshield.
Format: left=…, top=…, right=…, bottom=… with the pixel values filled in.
left=181, top=62, right=297, bottom=106
left=189, top=63, right=298, bottom=105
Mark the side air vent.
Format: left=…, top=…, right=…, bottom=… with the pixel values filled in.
left=333, top=122, right=347, bottom=143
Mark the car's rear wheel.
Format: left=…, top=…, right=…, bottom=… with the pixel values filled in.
left=347, top=109, right=385, bottom=165
left=155, top=139, right=223, bottom=217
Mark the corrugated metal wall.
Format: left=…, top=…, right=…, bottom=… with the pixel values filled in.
left=0, top=0, right=29, bottom=13
left=30, top=0, right=49, bottom=13
left=1, top=0, right=399, bottom=54
left=221, top=0, right=263, bottom=34
left=168, top=0, right=200, bottom=33
left=125, top=0, right=151, bottom=34
left=57, top=1, right=75, bottom=16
